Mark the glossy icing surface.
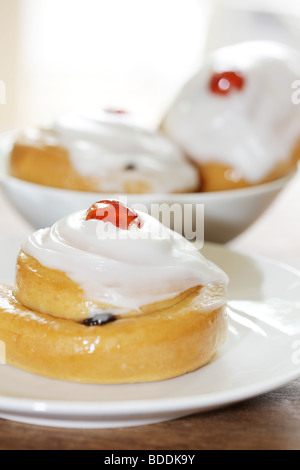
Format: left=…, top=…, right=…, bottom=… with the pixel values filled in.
left=21, top=202, right=228, bottom=312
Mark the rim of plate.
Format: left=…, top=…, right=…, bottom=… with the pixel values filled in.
left=0, top=368, right=299, bottom=416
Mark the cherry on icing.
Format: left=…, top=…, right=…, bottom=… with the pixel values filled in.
left=104, top=108, right=128, bottom=115
left=86, top=200, right=142, bottom=230
left=209, top=71, right=245, bottom=95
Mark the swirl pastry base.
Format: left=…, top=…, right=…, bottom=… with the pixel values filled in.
left=14, top=251, right=215, bottom=322
left=0, top=284, right=227, bottom=384
left=193, top=141, right=300, bottom=192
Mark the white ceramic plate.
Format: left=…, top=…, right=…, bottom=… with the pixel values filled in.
left=0, top=130, right=294, bottom=243
left=0, top=238, right=300, bottom=429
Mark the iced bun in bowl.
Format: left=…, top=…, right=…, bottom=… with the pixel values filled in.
left=9, top=109, right=200, bottom=195
left=162, top=41, right=300, bottom=192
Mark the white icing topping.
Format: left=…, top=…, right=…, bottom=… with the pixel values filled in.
left=18, top=110, right=199, bottom=193
left=21, top=205, right=228, bottom=313
left=163, top=41, right=300, bottom=183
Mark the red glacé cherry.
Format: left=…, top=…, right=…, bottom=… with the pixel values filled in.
left=86, top=200, right=142, bottom=230
left=104, top=108, right=128, bottom=115
left=209, top=71, right=245, bottom=95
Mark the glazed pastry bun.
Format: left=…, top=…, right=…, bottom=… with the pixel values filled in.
left=162, top=41, right=300, bottom=192
left=0, top=200, right=228, bottom=384
left=9, top=109, right=200, bottom=194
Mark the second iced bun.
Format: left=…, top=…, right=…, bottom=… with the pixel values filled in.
left=162, top=41, right=300, bottom=192
left=9, top=109, right=200, bottom=194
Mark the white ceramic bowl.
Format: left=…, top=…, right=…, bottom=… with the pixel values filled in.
left=0, top=131, right=294, bottom=243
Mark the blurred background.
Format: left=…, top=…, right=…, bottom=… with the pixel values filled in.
left=0, top=0, right=211, bottom=129
left=2, top=0, right=300, bottom=131
left=1, top=0, right=300, bottom=262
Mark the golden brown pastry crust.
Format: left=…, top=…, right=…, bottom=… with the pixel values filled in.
left=14, top=251, right=213, bottom=322
left=193, top=140, right=300, bottom=192
left=9, top=143, right=153, bottom=194
left=14, top=251, right=91, bottom=322
left=9, top=142, right=199, bottom=194
left=0, top=283, right=227, bottom=384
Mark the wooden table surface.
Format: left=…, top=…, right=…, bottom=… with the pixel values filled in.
left=0, top=172, right=300, bottom=450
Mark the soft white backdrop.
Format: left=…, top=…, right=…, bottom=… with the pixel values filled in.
left=2, top=0, right=300, bottom=129
left=1, top=0, right=211, bottom=128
